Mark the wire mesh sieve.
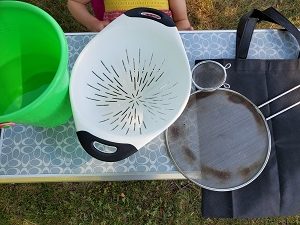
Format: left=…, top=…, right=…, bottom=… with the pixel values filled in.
left=192, top=60, right=231, bottom=91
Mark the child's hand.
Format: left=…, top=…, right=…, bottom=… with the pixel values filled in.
left=87, top=20, right=110, bottom=32
left=175, top=19, right=194, bottom=31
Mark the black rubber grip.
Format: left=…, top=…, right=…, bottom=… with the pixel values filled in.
left=77, top=131, right=138, bottom=162
left=124, top=7, right=175, bottom=27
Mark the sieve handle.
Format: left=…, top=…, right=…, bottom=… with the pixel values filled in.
left=264, top=101, right=300, bottom=121
left=77, top=131, right=138, bottom=162
left=124, top=7, right=175, bottom=27
left=258, top=84, right=300, bottom=120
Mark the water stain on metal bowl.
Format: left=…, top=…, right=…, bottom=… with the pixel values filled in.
left=238, top=158, right=266, bottom=180
left=226, top=91, right=267, bottom=131
left=183, top=145, right=196, bottom=162
left=201, top=165, right=232, bottom=181
left=169, top=125, right=185, bottom=139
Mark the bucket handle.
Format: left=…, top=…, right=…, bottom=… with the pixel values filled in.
left=76, top=131, right=138, bottom=162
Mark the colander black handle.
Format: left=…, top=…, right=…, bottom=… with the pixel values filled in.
left=76, top=131, right=138, bottom=162
left=124, top=7, right=175, bottom=27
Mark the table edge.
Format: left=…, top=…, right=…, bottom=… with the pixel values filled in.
left=65, top=29, right=296, bottom=36
left=0, top=172, right=185, bottom=183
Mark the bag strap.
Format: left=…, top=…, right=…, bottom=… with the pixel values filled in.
left=236, top=7, right=300, bottom=59
left=236, top=8, right=276, bottom=58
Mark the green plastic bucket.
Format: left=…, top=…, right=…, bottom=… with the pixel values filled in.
left=0, top=1, right=71, bottom=127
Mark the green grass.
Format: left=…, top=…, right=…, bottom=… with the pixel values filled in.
left=1, top=181, right=300, bottom=225
left=187, top=0, right=300, bottom=30
left=0, top=181, right=202, bottom=225
left=20, top=0, right=300, bottom=31
left=1, top=0, right=300, bottom=224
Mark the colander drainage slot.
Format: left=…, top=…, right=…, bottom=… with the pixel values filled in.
left=93, top=141, right=117, bottom=153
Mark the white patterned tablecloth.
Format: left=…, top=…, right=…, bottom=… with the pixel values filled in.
left=0, top=30, right=298, bottom=183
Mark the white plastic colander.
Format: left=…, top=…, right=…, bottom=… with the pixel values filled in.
left=70, top=8, right=191, bottom=162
